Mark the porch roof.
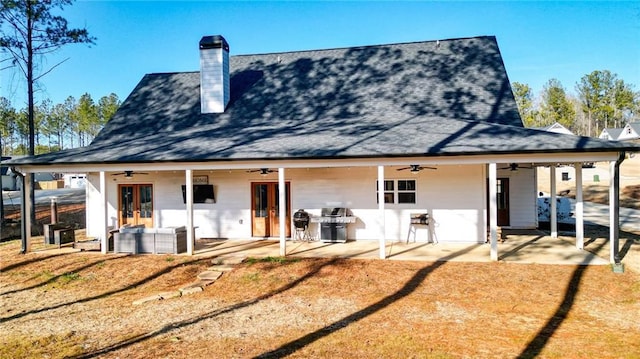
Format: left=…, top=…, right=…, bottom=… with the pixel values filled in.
left=5, top=36, right=639, bottom=168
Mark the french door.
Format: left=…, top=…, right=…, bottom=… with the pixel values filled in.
left=251, top=182, right=291, bottom=238
left=118, top=184, right=154, bottom=228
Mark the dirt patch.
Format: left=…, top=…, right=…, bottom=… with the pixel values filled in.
left=1, top=239, right=639, bottom=358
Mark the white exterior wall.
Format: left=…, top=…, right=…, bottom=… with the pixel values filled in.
left=84, top=165, right=493, bottom=244
left=618, top=124, right=639, bottom=141
left=497, top=167, right=537, bottom=229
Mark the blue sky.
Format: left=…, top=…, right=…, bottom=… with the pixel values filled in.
left=2, top=1, right=639, bottom=108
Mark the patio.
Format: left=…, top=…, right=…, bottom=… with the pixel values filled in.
left=193, top=229, right=610, bottom=266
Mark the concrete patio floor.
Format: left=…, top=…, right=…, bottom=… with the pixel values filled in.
left=193, top=229, right=610, bottom=266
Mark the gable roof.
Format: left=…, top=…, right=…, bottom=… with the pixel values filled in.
left=600, top=128, right=624, bottom=140
left=620, top=122, right=640, bottom=140
left=7, top=36, right=638, bottom=167
left=533, top=122, right=574, bottom=135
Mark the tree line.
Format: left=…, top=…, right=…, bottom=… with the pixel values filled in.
left=513, top=70, right=639, bottom=137
left=0, top=93, right=120, bottom=156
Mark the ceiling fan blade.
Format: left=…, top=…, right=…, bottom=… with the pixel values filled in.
left=396, top=167, right=411, bottom=171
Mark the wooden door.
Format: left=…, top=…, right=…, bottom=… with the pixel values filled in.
left=251, top=182, right=290, bottom=238
left=487, top=178, right=510, bottom=227
left=496, top=178, right=510, bottom=226
left=119, top=184, right=154, bottom=228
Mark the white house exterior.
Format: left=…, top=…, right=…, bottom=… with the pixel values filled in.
left=5, top=35, right=638, bottom=262
left=618, top=123, right=640, bottom=141
left=600, top=128, right=624, bottom=141
left=535, top=122, right=574, bottom=136
left=82, top=164, right=537, bottom=245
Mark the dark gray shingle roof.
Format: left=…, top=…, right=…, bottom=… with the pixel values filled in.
left=7, top=36, right=638, bottom=166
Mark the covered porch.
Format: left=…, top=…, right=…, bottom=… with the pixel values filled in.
left=11, top=150, right=627, bottom=264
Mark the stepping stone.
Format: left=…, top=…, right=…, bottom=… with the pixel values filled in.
left=198, top=270, right=223, bottom=281
left=158, top=291, right=182, bottom=300
left=180, top=286, right=203, bottom=295
left=211, top=254, right=247, bottom=265
left=207, top=264, right=236, bottom=272
left=133, top=294, right=161, bottom=305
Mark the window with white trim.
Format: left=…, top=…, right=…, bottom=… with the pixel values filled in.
left=376, top=179, right=416, bottom=204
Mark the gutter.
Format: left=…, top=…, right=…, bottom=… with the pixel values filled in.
left=612, top=152, right=625, bottom=266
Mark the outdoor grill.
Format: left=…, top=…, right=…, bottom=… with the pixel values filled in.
left=311, top=207, right=356, bottom=243
left=293, top=209, right=312, bottom=241
left=410, top=213, right=430, bottom=225
left=293, top=209, right=310, bottom=229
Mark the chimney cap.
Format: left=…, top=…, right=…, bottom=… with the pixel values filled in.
left=199, top=35, right=229, bottom=51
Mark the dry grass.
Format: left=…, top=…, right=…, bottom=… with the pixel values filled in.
left=1, top=238, right=639, bottom=358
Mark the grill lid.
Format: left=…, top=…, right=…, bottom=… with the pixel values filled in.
left=321, top=207, right=347, bottom=217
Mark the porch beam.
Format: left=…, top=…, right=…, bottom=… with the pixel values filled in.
left=378, top=165, right=386, bottom=259
left=574, top=163, right=584, bottom=250
left=609, top=159, right=620, bottom=263
left=550, top=164, right=557, bottom=238
left=488, top=163, right=498, bottom=261
left=185, top=170, right=194, bottom=255
left=17, top=151, right=622, bottom=174
left=21, top=172, right=33, bottom=253
left=100, top=171, right=108, bottom=254
left=279, top=168, right=286, bottom=257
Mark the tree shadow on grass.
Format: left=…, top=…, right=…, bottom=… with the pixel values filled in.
left=0, top=255, right=209, bottom=323
left=0, top=251, right=73, bottom=272
left=72, top=257, right=340, bottom=358
left=516, top=238, right=608, bottom=358
left=254, top=245, right=479, bottom=358
left=75, top=245, right=478, bottom=358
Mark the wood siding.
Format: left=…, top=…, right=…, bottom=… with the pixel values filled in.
left=85, top=164, right=535, bottom=244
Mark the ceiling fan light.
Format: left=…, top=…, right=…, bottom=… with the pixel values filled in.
left=260, top=168, right=269, bottom=176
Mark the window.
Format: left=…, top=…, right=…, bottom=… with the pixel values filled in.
left=376, top=179, right=416, bottom=204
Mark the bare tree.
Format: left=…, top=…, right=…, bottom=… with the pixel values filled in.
left=1, top=0, right=95, bottom=246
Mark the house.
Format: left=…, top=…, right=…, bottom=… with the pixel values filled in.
left=5, top=35, right=639, bottom=262
left=599, top=128, right=624, bottom=141
left=534, top=122, right=574, bottom=135
left=617, top=122, right=640, bottom=141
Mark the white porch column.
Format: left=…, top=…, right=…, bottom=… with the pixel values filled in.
left=100, top=171, right=108, bottom=254
left=185, top=170, right=194, bottom=255
left=574, top=163, right=584, bottom=250
left=377, top=165, right=386, bottom=259
left=550, top=164, right=557, bottom=238
left=488, top=163, right=498, bottom=261
left=609, top=160, right=620, bottom=263
left=23, top=172, right=33, bottom=253
left=278, top=168, right=286, bottom=256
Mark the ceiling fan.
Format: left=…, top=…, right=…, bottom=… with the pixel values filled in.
left=111, top=170, right=148, bottom=178
left=247, top=168, right=276, bottom=176
left=500, top=163, right=533, bottom=171
left=397, top=165, right=437, bottom=173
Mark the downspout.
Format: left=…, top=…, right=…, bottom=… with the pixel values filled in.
left=612, top=151, right=625, bottom=265
left=11, top=167, right=27, bottom=254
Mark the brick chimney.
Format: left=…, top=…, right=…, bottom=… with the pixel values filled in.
left=199, top=35, right=230, bottom=114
